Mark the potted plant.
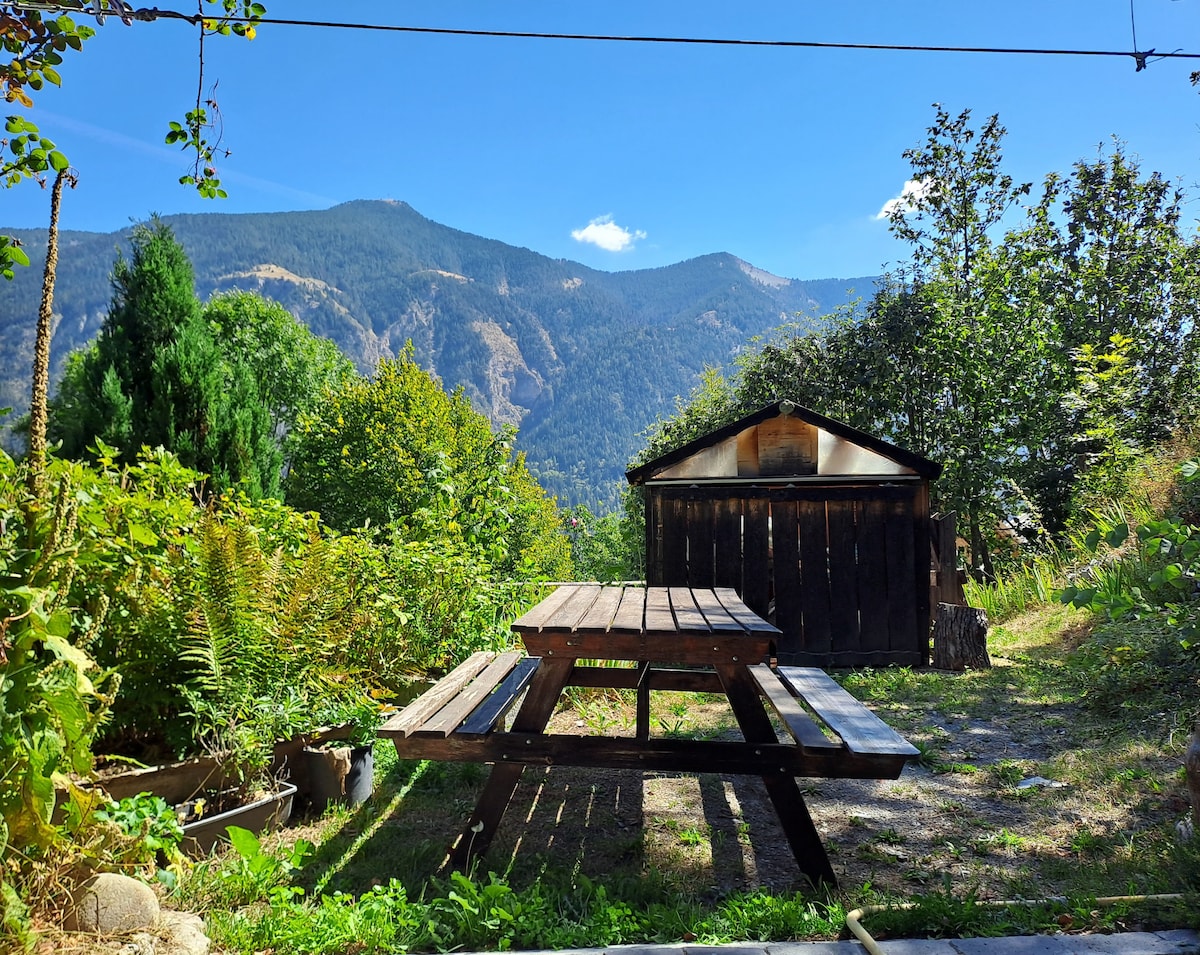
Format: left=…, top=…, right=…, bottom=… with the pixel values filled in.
left=302, top=697, right=384, bottom=814
left=171, top=689, right=299, bottom=855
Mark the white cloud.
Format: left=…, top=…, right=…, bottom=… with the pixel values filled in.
left=571, top=215, right=646, bottom=252
left=876, top=178, right=936, bottom=220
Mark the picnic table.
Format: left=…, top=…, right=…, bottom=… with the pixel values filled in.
left=379, top=584, right=918, bottom=886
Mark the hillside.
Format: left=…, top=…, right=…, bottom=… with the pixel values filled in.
left=0, top=200, right=876, bottom=509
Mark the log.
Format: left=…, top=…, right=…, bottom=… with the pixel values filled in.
left=931, top=602, right=990, bottom=670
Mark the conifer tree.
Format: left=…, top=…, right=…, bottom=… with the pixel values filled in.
left=50, top=219, right=280, bottom=496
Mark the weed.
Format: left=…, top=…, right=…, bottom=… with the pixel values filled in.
left=988, top=760, right=1027, bottom=788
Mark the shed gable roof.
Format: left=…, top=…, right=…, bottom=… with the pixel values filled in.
left=626, top=400, right=943, bottom=484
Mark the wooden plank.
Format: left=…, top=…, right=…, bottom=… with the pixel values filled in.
left=379, top=651, right=495, bottom=738
left=771, top=499, right=803, bottom=659
left=713, top=587, right=781, bottom=635
left=777, top=666, right=919, bottom=757
left=798, top=499, right=833, bottom=657
left=525, top=628, right=771, bottom=664
left=458, top=657, right=540, bottom=735
left=511, top=585, right=588, bottom=632
left=645, top=489, right=663, bottom=585
left=644, top=586, right=676, bottom=634
left=576, top=585, right=625, bottom=632
left=742, top=497, right=771, bottom=618
left=611, top=585, right=646, bottom=632
left=645, top=667, right=725, bottom=693
left=690, top=588, right=743, bottom=632
left=419, top=651, right=523, bottom=737
left=567, top=664, right=641, bottom=690
left=884, top=493, right=919, bottom=656
left=564, top=665, right=724, bottom=694
left=661, top=497, right=689, bottom=585
left=668, top=587, right=709, bottom=632
left=856, top=499, right=890, bottom=654
left=827, top=500, right=861, bottom=657
left=713, top=498, right=743, bottom=591
left=747, top=664, right=841, bottom=752
left=540, top=584, right=602, bottom=631
left=687, top=499, right=715, bottom=587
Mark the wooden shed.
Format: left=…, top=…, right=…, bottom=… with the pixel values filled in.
left=626, top=400, right=943, bottom=667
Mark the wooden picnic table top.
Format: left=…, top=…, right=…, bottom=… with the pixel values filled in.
left=513, top=584, right=781, bottom=663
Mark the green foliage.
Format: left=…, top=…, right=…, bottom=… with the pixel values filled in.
left=182, top=823, right=312, bottom=911
left=0, top=450, right=116, bottom=923
left=1, top=7, right=92, bottom=286
left=93, top=792, right=184, bottom=864
left=343, top=528, right=536, bottom=679
left=186, top=859, right=848, bottom=955
left=563, top=504, right=636, bottom=582
left=50, top=219, right=282, bottom=497
left=202, top=291, right=356, bottom=440
left=286, top=347, right=568, bottom=583
left=1061, top=460, right=1200, bottom=646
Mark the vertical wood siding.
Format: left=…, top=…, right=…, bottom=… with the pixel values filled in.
left=645, top=484, right=929, bottom=666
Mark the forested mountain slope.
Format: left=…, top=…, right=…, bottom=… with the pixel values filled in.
left=0, top=200, right=875, bottom=508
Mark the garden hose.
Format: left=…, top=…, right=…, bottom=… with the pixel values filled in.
left=844, top=892, right=1186, bottom=955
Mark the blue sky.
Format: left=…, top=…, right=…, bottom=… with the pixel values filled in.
left=4, top=0, right=1198, bottom=280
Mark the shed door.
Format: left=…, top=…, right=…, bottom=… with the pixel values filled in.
left=646, top=484, right=928, bottom=667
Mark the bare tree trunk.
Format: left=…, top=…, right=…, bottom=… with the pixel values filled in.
left=26, top=168, right=74, bottom=499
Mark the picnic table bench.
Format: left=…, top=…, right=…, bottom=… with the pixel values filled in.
left=379, top=584, right=918, bottom=886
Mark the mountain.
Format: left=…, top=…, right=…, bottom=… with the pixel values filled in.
left=0, top=200, right=877, bottom=510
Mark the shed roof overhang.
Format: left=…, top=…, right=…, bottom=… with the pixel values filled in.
left=626, top=400, right=943, bottom=485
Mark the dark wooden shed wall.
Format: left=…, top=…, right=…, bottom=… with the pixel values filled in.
left=645, top=481, right=931, bottom=666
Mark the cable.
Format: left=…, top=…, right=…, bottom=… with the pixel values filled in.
left=9, top=1, right=1200, bottom=69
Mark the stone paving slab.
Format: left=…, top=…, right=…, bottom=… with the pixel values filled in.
left=467, top=931, right=1200, bottom=955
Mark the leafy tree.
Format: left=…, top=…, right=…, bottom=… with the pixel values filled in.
left=1000, top=142, right=1200, bottom=526
left=202, top=290, right=356, bottom=439
left=50, top=219, right=281, bottom=496
left=286, top=348, right=568, bottom=579
left=876, top=106, right=1056, bottom=579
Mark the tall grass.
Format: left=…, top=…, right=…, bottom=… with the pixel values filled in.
left=965, top=553, right=1064, bottom=622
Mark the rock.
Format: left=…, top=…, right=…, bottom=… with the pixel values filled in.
left=157, top=910, right=210, bottom=955
left=119, top=933, right=157, bottom=954
left=1176, top=817, right=1195, bottom=844
left=67, top=872, right=160, bottom=935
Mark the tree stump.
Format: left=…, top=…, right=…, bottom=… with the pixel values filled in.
left=931, top=602, right=990, bottom=670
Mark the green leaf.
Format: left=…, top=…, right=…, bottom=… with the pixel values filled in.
left=226, top=824, right=261, bottom=860
left=48, top=150, right=69, bottom=172
left=1104, top=523, right=1129, bottom=548
left=128, top=523, right=159, bottom=547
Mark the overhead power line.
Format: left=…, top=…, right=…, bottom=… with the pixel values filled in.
left=11, top=2, right=1199, bottom=70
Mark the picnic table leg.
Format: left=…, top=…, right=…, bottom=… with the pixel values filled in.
left=715, top=663, right=838, bottom=888
left=447, top=657, right=574, bottom=870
